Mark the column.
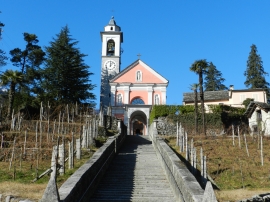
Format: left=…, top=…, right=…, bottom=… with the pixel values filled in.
left=147, top=86, right=153, bottom=105
left=161, top=88, right=166, bottom=104
left=124, top=86, right=130, bottom=104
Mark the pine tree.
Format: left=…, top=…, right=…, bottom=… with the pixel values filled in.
left=42, top=26, right=96, bottom=105
left=0, top=19, right=7, bottom=68
left=244, top=44, right=269, bottom=93
left=9, top=33, right=45, bottom=108
left=204, top=62, right=227, bottom=91
left=0, top=49, right=7, bottom=67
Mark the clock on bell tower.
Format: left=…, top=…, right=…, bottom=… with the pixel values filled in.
left=100, top=16, right=123, bottom=111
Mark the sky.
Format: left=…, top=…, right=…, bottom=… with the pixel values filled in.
left=1, top=1, right=270, bottom=108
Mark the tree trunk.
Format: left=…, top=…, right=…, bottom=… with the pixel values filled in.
left=7, top=82, right=15, bottom=120
left=199, top=71, right=206, bottom=136
left=194, top=89, right=198, bottom=135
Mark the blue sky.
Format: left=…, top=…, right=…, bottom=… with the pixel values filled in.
left=1, top=1, right=270, bottom=107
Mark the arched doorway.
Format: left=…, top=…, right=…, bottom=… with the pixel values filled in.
left=130, top=110, right=147, bottom=136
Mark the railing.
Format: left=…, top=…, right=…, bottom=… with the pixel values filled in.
left=58, top=130, right=125, bottom=202
left=149, top=121, right=217, bottom=202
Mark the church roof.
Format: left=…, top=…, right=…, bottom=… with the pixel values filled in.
left=110, top=59, right=168, bottom=84
left=183, top=90, right=229, bottom=102
left=108, top=16, right=116, bottom=25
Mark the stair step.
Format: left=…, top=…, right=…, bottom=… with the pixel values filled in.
left=89, top=135, right=176, bottom=201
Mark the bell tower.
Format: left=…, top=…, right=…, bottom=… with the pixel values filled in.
left=100, top=16, right=123, bottom=111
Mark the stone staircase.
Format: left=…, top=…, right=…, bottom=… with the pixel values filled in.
left=89, top=135, right=177, bottom=202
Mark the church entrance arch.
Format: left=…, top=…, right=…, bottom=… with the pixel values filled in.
left=130, top=110, right=147, bottom=136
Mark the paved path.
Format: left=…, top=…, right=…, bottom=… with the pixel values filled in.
left=89, top=135, right=176, bottom=202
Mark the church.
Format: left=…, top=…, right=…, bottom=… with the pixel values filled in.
left=100, top=17, right=168, bottom=136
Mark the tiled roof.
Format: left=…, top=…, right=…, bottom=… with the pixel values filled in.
left=244, top=101, right=270, bottom=118
left=183, top=90, right=229, bottom=102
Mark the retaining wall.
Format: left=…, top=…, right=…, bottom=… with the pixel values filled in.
left=58, top=132, right=125, bottom=202
left=150, top=123, right=209, bottom=202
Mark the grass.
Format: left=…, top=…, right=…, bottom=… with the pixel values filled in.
left=165, top=134, right=270, bottom=202
left=0, top=131, right=107, bottom=201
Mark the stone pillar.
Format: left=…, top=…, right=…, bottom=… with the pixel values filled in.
left=82, top=125, right=86, bottom=148
left=59, top=144, right=65, bottom=176
left=76, top=138, right=81, bottom=159
left=51, top=146, right=57, bottom=177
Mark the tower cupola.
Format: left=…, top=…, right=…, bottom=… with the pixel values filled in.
left=104, top=16, right=121, bottom=32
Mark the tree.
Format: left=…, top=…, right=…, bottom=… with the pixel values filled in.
left=0, top=18, right=7, bottom=68
left=204, top=62, right=227, bottom=91
left=190, top=83, right=199, bottom=134
left=242, top=98, right=254, bottom=108
left=0, top=49, right=7, bottom=67
left=0, top=70, right=23, bottom=119
left=42, top=26, right=96, bottom=105
left=190, top=59, right=209, bottom=135
left=9, top=33, right=45, bottom=107
left=244, top=44, right=269, bottom=96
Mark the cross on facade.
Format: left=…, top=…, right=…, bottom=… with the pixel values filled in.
left=137, top=53, right=141, bottom=59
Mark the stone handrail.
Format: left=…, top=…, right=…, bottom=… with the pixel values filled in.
left=59, top=132, right=125, bottom=202
left=149, top=122, right=217, bottom=202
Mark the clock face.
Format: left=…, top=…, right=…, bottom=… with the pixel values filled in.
left=104, top=60, right=116, bottom=71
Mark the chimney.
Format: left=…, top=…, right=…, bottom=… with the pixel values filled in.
left=229, top=85, right=234, bottom=90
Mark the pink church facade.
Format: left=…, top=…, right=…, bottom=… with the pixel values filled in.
left=110, top=60, right=168, bottom=135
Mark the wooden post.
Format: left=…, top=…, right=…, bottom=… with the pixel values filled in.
left=35, top=121, right=38, bottom=148
left=232, top=125, right=235, bottom=146
left=238, top=126, right=241, bottom=149
left=58, top=112, right=61, bottom=134
left=244, top=133, right=249, bottom=157
left=20, top=147, right=22, bottom=171
left=9, top=137, right=16, bottom=170
left=261, top=135, right=263, bottom=166
left=52, top=119, right=56, bottom=141
left=47, top=102, right=50, bottom=142
left=24, top=131, right=27, bottom=157
left=1, top=133, right=3, bottom=149
left=176, top=122, right=179, bottom=146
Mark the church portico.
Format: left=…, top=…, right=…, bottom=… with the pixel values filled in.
left=125, top=105, right=151, bottom=135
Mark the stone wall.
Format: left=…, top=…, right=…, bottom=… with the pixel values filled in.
left=57, top=128, right=125, bottom=202
left=149, top=122, right=217, bottom=202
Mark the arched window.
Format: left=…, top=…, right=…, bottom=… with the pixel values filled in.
left=117, top=94, right=122, bottom=106
left=107, top=39, right=115, bottom=56
left=136, top=70, right=142, bottom=82
left=154, top=94, right=160, bottom=105
left=131, top=98, right=145, bottom=105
